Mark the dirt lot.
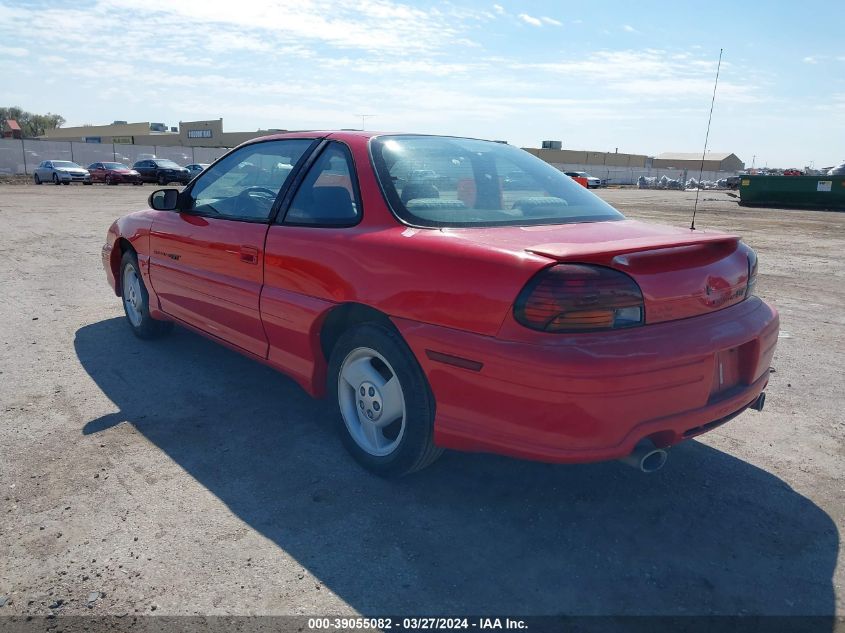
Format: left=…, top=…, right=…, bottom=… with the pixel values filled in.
left=0, top=185, right=842, bottom=618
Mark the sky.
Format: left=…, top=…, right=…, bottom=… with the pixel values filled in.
left=1, top=0, right=843, bottom=168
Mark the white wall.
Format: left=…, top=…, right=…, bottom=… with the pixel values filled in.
left=548, top=163, right=740, bottom=185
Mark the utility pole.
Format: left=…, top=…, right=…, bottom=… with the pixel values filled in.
left=356, top=114, right=376, bottom=130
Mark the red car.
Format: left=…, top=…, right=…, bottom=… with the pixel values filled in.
left=102, top=131, right=778, bottom=476
left=88, top=162, right=143, bottom=185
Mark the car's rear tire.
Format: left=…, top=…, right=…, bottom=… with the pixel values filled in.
left=105, top=175, right=113, bottom=185
left=120, top=251, right=173, bottom=339
left=158, top=174, right=167, bottom=186
left=34, top=174, right=41, bottom=185
left=328, top=323, right=442, bottom=477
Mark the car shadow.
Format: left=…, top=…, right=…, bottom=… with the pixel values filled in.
left=75, top=318, right=838, bottom=617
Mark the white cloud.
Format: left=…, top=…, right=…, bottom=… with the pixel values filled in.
left=509, top=50, right=754, bottom=103
left=802, top=56, right=818, bottom=64
left=0, top=44, right=28, bottom=57
left=541, top=16, right=562, bottom=26
left=518, top=13, right=543, bottom=27
left=492, top=4, right=505, bottom=14
left=623, top=24, right=637, bottom=33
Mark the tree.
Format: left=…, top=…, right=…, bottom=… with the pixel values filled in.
left=0, top=106, right=66, bottom=137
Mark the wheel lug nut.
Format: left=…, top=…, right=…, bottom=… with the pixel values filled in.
left=360, top=386, right=365, bottom=396
left=359, top=400, right=364, bottom=409
left=373, top=402, right=380, bottom=411
left=367, top=410, right=374, bottom=419
left=368, top=387, right=375, bottom=397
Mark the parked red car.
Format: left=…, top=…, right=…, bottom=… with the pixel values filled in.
left=88, top=162, right=142, bottom=185
left=102, top=131, right=778, bottom=476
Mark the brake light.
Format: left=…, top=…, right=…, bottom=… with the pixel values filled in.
left=514, top=264, right=645, bottom=333
left=746, top=247, right=758, bottom=297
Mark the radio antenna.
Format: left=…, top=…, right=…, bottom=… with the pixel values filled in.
left=690, top=48, right=723, bottom=231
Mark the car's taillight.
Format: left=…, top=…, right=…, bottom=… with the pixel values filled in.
left=746, top=247, right=758, bottom=297
left=514, top=264, right=645, bottom=333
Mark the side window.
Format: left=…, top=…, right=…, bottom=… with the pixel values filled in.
left=188, top=139, right=313, bottom=222
left=283, top=143, right=360, bottom=226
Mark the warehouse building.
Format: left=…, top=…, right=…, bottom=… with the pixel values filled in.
left=521, top=143, right=745, bottom=185
left=652, top=152, right=745, bottom=172
left=522, top=147, right=648, bottom=168
left=41, top=119, right=283, bottom=148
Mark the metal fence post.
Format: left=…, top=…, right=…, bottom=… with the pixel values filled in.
left=21, top=139, right=27, bottom=175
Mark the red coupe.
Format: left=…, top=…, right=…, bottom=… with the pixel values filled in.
left=88, top=162, right=143, bottom=185
left=102, top=131, right=778, bottom=476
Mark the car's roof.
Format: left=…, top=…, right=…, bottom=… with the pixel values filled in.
left=249, top=130, right=376, bottom=143
left=244, top=130, right=507, bottom=145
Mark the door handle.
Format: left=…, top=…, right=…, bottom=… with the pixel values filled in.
left=239, top=246, right=259, bottom=264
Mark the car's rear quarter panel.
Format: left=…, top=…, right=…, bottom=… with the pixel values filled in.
left=395, top=297, right=778, bottom=461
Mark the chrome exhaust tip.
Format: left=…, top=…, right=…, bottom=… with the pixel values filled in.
left=619, top=440, right=668, bottom=473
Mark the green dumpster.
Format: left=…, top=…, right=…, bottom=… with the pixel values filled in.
left=739, top=175, right=845, bottom=210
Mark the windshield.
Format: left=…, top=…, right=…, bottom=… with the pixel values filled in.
left=103, top=162, right=129, bottom=169
left=155, top=160, right=181, bottom=169
left=370, top=135, right=623, bottom=228
left=52, top=161, right=81, bottom=169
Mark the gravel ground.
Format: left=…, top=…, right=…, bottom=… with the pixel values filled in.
left=0, top=185, right=842, bottom=618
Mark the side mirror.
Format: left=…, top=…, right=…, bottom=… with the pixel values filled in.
left=148, top=188, right=180, bottom=211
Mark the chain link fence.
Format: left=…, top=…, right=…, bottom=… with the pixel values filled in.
left=0, top=139, right=232, bottom=175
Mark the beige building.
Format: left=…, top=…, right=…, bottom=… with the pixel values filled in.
left=522, top=147, right=648, bottom=168
left=41, top=119, right=284, bottom=148
left=652, top=152, right=745, bottom=172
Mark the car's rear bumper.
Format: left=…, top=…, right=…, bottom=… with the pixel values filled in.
left=393, top=297, right=779, bottom=463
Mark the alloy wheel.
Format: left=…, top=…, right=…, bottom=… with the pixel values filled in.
left=122, top=263, right=144, bottom=327
left=337, top=347, right=406, bottom=457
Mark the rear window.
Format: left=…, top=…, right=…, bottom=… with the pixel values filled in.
left=370, top=135, right=623, bottom=228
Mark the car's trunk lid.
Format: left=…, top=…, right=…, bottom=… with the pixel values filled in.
left=446, top=220, right=750, bottom=323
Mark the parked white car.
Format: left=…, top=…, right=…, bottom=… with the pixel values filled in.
left=185, top=163, right=210, bottom=176
left=33, top=160, right=91, bottom=185
left=564, top=171, right=602, bottom=188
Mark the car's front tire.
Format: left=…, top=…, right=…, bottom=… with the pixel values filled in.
left=53, top=174, right=60, bottom=185
left=158, top=174, right=167, bottom=186
left=34, top=174, right=41, bottom=185
left=120, top=251, right=173, bottom=339
left=328, top=323, right=442, bottom=477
